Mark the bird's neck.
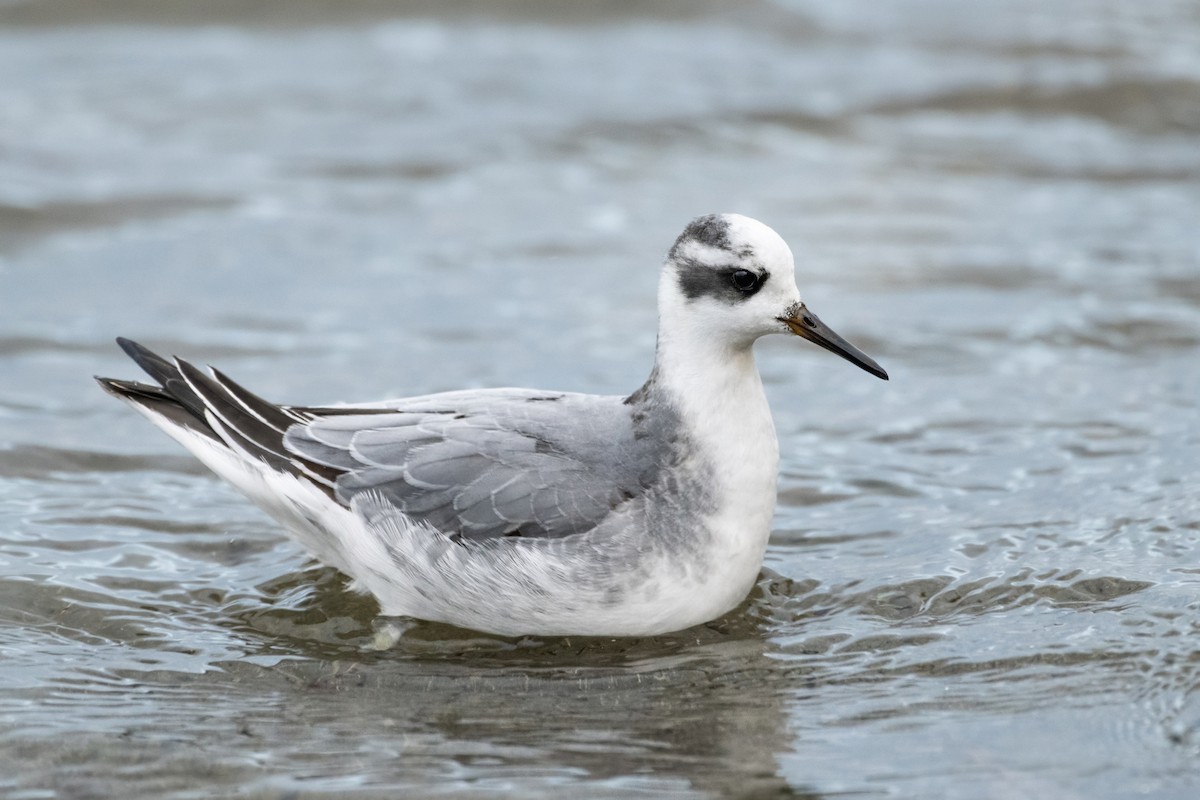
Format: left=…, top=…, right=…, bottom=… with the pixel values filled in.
left=631, top=321, right=780, bottom=596
left=635, top=322, right=780, bottom=490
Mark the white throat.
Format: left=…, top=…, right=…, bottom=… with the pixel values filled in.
left=653, top=313, right=779, bottom=478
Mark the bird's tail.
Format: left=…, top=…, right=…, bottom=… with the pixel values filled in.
left=96, top=337, right=311, bottom=474
left=96, top=337, right=358, bottom=575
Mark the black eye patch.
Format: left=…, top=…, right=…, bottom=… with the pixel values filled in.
left=676, top=260, right=769, bottom=303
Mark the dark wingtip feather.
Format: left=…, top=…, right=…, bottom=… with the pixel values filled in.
left=116, top=337, right=175, bottom=382
left=94, top=374, right=223, bottom=442
left=103, top=338, right=337, bottom=495
left=95, top=374, right=162, bottom=396
left=111, top=337, right=211, bottom=418
left=94, top=375, right=127, bottom=396
left=115, top=336, right=144, bottom=361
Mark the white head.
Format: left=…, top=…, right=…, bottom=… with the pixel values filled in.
left=658, top=213, right=887, bottom=379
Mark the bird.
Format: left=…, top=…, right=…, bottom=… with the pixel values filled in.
left=96, top=213, right=887, bottom=638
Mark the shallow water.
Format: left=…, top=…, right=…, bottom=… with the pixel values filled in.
left=2, top=0, right=1199, bottom=797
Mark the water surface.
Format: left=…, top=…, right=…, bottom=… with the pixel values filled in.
left=2, top=1, right=1199, bottom=797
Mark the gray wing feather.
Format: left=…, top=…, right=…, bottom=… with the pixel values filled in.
left=283, top=391, right=660, bottom=541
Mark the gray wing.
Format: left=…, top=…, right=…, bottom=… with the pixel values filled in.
left=284, top=390, right=660, bottom=541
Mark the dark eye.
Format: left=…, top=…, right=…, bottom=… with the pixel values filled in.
left=730, top=269, right=760, bottom=293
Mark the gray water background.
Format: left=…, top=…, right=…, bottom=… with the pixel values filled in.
left=2, top=1, right=1199, bottom=797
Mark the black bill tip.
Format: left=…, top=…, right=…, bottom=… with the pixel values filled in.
left=780, top=308, right=888, bottom=381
